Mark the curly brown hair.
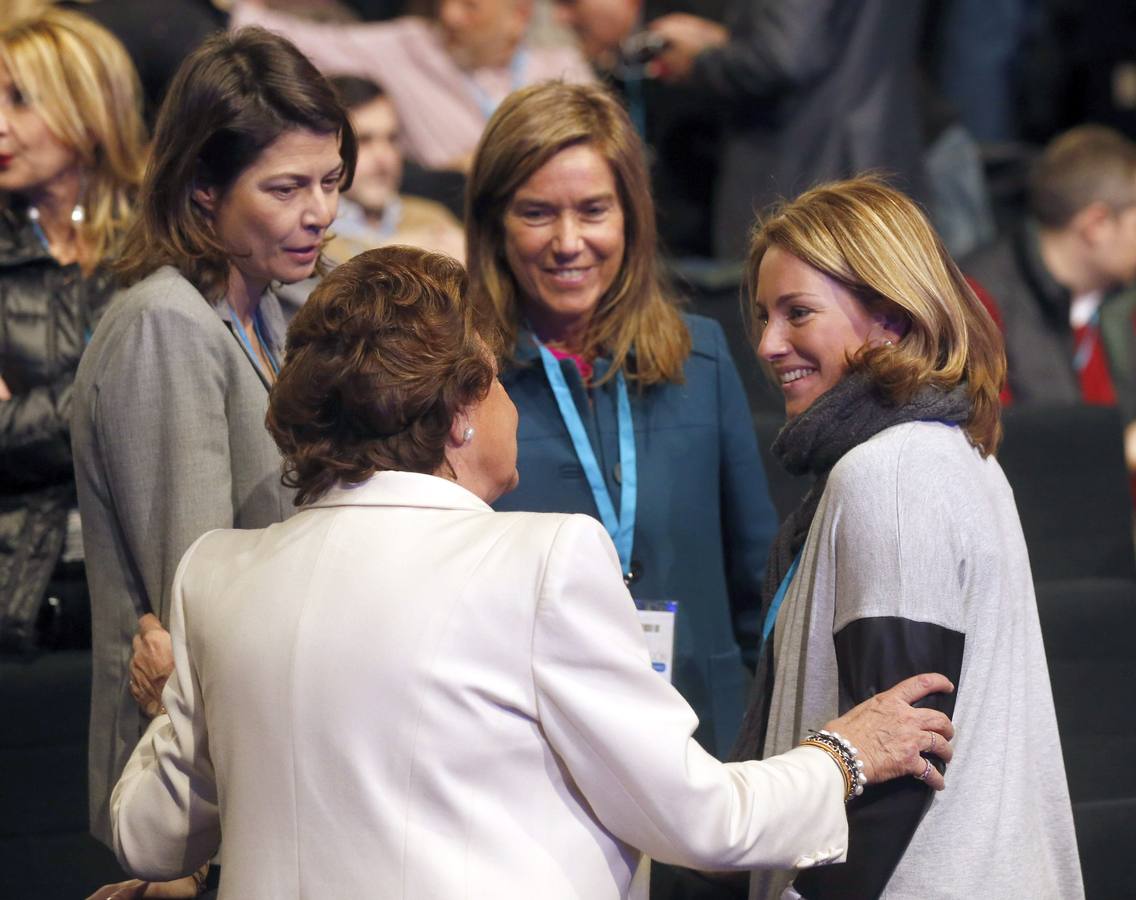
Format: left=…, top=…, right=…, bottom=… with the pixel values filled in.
left=267, top=246, right=495, bottom=506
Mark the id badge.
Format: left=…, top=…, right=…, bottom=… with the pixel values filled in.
left=634, top=599, right=677, bottom=683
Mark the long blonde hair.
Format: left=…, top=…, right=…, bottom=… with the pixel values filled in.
left=748, top=176, right=1007, bottom=454
left=0, top=7, right=146, bottom=266
left=466, top=81, right=690, bottom=386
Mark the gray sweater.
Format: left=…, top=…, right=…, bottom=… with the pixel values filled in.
left=753, top=421, right=1083, bottom=899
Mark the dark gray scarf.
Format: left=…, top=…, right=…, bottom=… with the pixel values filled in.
left=731, top=371, right=972, bottom=761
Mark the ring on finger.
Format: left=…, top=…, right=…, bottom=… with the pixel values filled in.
left=915, top=758, right=932, bottom=782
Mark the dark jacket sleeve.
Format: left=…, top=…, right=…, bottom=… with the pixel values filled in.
left=689, top=0, right=862, bottom=104
left=0, top=375, right=76, bottom=487
left=793, top=615, right=963, bottom=899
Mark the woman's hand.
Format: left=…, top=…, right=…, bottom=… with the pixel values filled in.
left=85, top=867, right=207, bottom=899
left=0, top=376, right=11, bottom=401
left=129, top=613, right=174, bottom=718
left=824, top=673, right=955, bottom=791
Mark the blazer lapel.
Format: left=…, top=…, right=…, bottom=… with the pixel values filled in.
left=216, top=289, right=286, bottom=392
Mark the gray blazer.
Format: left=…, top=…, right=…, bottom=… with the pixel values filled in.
left=72, top=266, right=297, bottom=844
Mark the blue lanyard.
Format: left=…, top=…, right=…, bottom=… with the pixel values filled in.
left=761, top=551, right=801, bottom=647
left=464, top=47, right=529, bottom=120
left=229, top=305, right=279, bottom=379
left=535, top=339, right=637, bottom=575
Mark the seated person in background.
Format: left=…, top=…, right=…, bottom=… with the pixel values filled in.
left=963, top=125, right=1136, bottom=412
left=109, top=245, right=955, bottom=899
left=326, top=76, right=465, bottom=264
left=230, top=0, right=593, bottom=171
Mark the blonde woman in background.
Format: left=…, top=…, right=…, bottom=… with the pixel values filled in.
left=0, top=7, right=145, bottom=649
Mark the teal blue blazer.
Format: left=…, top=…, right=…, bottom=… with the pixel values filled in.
left=494, top=315, right=777, bottom=759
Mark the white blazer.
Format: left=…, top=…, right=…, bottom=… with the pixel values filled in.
left=110, top=472, right=848, bottom=899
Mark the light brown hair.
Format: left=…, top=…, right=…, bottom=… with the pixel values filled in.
left=116, top=26, right=357, bottom=303
left=1030, top=125, right=1136, bottom=229
left=748, top=176, right=1007, bottom=455
left=465, top=80, right=689, bottom=385
left=267, top=245, right=495, bottom=506
left=0, top=7, right=146, bottom=267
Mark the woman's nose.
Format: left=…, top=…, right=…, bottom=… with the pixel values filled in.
left=756, top=319, right=786, bottom=360
left=303, top=188, right=336, bottom=230
left=551, top=215, right=583, bottom=256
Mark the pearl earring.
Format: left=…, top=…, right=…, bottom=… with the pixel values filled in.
left=463, top=426, right=475, bottom=444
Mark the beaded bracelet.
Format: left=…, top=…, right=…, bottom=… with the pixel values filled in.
left=800, top=729, right=867, bottom=803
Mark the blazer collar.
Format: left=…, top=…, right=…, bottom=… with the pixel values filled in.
left=306, top=470, right=492, bottom=513
left=217, top=287, right=288, bottom=391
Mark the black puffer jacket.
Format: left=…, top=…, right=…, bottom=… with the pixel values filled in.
left=0, top=206, right=114, bottom=650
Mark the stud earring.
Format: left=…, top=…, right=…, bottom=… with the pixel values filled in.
left=463, top=426, right=475, bottom=444
left=883, top=339, right=894, bottom=347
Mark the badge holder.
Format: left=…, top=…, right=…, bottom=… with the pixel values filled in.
left=633, top=599, right=677, bottom=682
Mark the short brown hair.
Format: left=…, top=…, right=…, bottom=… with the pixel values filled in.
left=748, top=176, right=1007, bottom=455
left=1029, top=125, right=1136, bottom=229
left=267, top=246, right=495, bottom=506
left=466, top=80, right=689, bottom=385
left=116, top=26, right=357, bottom=302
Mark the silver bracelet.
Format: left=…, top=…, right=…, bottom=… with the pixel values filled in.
left=801, top=728, right=867, bottom=802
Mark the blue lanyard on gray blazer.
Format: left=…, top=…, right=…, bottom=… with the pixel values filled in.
left=228, top=303, right=280, bottom=387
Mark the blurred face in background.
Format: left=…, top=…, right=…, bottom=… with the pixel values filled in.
left=438, top=0, right=531, bottom=70
left=553, top=0, right=640, bottom=62
left=0, top=60, right=79, bottom=199
left=346, top=95, right=402, bottom=215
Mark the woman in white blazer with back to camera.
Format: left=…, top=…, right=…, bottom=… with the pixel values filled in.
left=109, top=246, right=954, bottom=899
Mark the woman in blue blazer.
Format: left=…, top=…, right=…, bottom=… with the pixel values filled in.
left=466, top=81, right=777, bottom=763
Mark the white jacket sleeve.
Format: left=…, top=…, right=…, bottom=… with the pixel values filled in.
left=531, top=515, right=849, bottom=872
left=110, top=533, right=221, bottom=881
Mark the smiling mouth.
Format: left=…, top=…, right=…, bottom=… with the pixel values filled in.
left=779, top=367, right=816, bottom=385
left=0, top=154, right=12, bottom=168
left=544, top=267, right=592, bottom=283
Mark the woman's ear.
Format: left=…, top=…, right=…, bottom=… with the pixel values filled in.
left=192, top=185, right=217, bottom=216
left=448, top=409, right=471, bottom=448
left=873, top=309, right=910, bottom=342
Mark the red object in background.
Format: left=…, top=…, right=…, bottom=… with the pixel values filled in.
left=965, top=276, right=1014, bottom=406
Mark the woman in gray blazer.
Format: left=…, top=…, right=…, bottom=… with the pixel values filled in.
left=72, top=25, right=357, bottom=857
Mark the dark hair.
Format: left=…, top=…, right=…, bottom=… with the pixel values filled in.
left=1029, top=125, right=1136, bottom=229
left=267, top=246, right=496, bottom=506
left=116, top=26, right=357, bottom=301
left=330, top=75, right=385, bottom=110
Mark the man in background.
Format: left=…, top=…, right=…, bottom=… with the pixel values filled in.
left=232, top=0, right=592, bottom=171
left=326, top=76, right=465, bottom=263
left=556, top=0, right=926, bottom=261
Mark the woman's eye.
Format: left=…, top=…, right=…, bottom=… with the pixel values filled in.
left=519, top=208, right=551, bottom=223
left=322, top=177, right=340, bottom=191
left=581, top=204, right=608, bottom=220
left=787, top=306, right=812, bottom=322
left=271, top=186, right=297, bottom=199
